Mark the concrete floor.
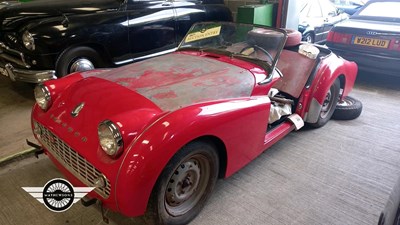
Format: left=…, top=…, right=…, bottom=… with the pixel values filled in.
left=0, top=76, right=35, bottom=159
left=0, top=72, right=400, bottom=225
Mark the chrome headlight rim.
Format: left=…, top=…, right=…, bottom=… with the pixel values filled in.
left=33, top=121, right=42, bottom=136
left=34, top=84, right=52, bottom=111
left=22, top=31, right=35, bottom=51
left=98, top=120, right=123, bottom=158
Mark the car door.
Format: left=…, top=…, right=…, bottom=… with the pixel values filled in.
left=126, top=0, right=177, bottom=59
left=171, top=0, right=207, bottom=43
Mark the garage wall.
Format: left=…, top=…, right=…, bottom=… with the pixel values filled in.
left=225, top=0, right=279, bottom=21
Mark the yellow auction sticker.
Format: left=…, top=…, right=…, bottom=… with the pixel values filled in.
left=185, top=26, right=221, bottom=43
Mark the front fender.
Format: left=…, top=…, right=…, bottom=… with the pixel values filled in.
left=115, top=96, right=270, bottom=217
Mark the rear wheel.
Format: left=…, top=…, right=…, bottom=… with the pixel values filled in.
left=309, top=79, right=340, bottom=128
left=55, top=46, right=105, bottom=77
left=145, top=141, right=219, bottom=225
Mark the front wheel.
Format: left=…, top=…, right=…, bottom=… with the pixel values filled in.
left=308, top=78, right=340, bottom=128
left=55, top=46, right=105, bottom=77
left=145, top=141, right=219, bottom=225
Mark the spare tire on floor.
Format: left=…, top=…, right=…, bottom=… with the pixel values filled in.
left=332, top=96, right=362, bottom=120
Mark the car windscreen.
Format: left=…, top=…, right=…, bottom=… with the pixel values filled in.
left=353, top=1, right=400, bottom=22
left=178, top=22, right=287, bottom=72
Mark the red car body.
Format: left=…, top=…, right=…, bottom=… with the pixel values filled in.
left=31, top=22, right=358, bottom=221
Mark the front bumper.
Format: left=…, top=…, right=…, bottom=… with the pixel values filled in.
left=0, top=42, right=56, bottom=83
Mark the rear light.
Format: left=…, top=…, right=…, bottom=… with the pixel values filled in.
left=388, top=39, right=400, bottom=51
left=327, top=31, right=352, bottom=44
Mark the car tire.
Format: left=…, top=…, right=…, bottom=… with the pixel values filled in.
left=55, top=46, right=105, bottom=77
left=332, top=96, right=362, bottom=120
left=303, top=32, right=315, bottom=43
left=308, top=78, right=340, bottom=128
left=145, top=141, right=219, bottom=225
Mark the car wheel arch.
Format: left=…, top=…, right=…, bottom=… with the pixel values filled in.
left=55, top=43, right=111, bottom=77
left=115, top=98, right=269, bottom=216
left=144, top=138, right=221, bottom=224
left=114, top=126, right=229, bottom=217
left=191, top=135, right=227, bottom=179
left=305, top=72, right=342, bottom=124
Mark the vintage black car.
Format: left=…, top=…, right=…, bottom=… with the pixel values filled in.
left=0, top=0, right=232, bottom=83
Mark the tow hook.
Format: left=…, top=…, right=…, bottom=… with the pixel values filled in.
left=100, top=201, right=110, bottom=224
left=81, top=197, right=109, bottom=224
left=81, top=196, right=97, bottom=207
left=26, top=139, right=44, bottom=158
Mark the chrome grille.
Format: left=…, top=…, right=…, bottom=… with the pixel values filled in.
left=0, top=42, right=29, bottom=68
left=36, top=122, right=111, bottom=198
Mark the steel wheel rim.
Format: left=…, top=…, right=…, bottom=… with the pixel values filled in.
left=337, top=98, right=353, bottom=107
left=69, top=58, right=94, bottom=73
left=306, top=35, right=313, bottom=43
left=165, top=154, right=210, bottom=216
left=321, top=87, right=334, bottom=119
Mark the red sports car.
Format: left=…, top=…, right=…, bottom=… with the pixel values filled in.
left=30, top=22, right=360, bottom=224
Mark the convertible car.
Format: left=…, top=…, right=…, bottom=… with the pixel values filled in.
left=29, top=22, right=361, bottom=224
left=0, top=0, right=232, bottom=83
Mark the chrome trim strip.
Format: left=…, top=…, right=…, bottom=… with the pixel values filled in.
left=3, top=63, right=56, bottom=83
left=98, top=120, right=124, bottom=158
left=367, top=31, right=399, bottom=36
left=114, top=48, right=177, bottom=65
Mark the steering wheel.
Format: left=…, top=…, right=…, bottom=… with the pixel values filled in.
left=239, top=44, right=274, bottom=63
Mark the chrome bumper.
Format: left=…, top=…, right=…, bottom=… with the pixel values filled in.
left=1, top=63, right=56, bottom=83
left=0, top=42, right=56, bottom=83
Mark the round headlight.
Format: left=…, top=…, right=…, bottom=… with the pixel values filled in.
left=22, top=31, right=35, bottom=51
left=98, top=120, right=123, bottom=157
left=34, top=84, right=52, bottom=111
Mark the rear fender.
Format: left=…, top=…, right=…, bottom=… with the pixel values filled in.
left=305, top=55, right=357, bottom=123
left=115, top=96, right=270, bottom=217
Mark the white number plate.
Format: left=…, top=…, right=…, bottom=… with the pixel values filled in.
left=0, top=67, right=9, bottom=77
